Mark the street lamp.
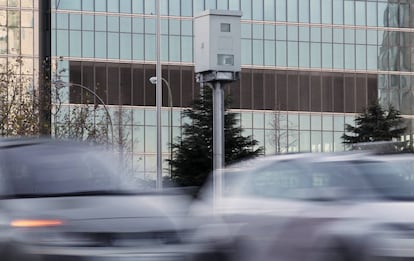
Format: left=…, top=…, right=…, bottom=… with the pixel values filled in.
left=53, top=80, right=114, bottom=145
left=149, top=77, right=173, bottom=179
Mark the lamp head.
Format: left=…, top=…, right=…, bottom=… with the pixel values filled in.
left=149, top=77, right=157, bottom=85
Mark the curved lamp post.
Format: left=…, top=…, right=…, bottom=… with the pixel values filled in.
left=53, top=80, right=114, bottom=145
left=149, top=76, right=173, bottom=179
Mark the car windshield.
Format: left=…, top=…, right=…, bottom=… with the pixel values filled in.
left=0, top=142, right=152, bottom=197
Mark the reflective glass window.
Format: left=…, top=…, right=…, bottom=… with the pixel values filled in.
left=107, top=0, right=119, bottom=12
left=218, top=0, right=229, bottom=9
left=299, top=42, right=310, bottom=68
left=58, top=0, right=81, bottom=10
left=95, top=15, right=106, bottom=31
left=300, top=114, right=310, bottom=130
left=310, top=0, right=321, bottom=23
left=229, top=0, right=240, bottom=10
left=161, top=0, right=168, bottom=15
left=253, top=0, right=263, bottom=20
left=241, top=23, right=251, bottom=38
left=253, top=40, right=264, bottom=65
left=108, top=16, right=119, bottom=32
left=82, top=15, right=94, bottom=31
left=264, top=0, right=275, bottom=21
left=344, top=29, right=354, bottom=44
left=276, top=0, right=286, bottom=21
left=194, top=0, right=204, bottom=15
left=21, top=28, right=33, bottom=55
left=21, top=0, right=32, bottom=8
left=287, top=0, right=298, bottom=22
left=133, top=17, right=144, bottom=33
left=355, top=45, right=366, bottom=70
left=366, top=2, right=377, bottom=26
left=355, top=1, right=366, bottom=26
left=82, top=31, right=94, bottom=58
left=145, top=18, right=155, bottom=34
left=169, top=19, right=180, bottom=35
left=264, top=25, right=275, bottom=40
left=181, top=0, right=192, bottom=16
left=132, top=0, right=144, bottom=14
left=160, top=35, right=168, bottom=61
left=322, top=43, right=332, bottom=68
left=82, top=0, right=94, bottom=11
left=311, top=131, right=322, bottom=152
left=241, top=39, right=252, bottom=64
left=264, top=40, right=275, bottom=66
left=367, top=46, right=377, bottom=70
left=120, top=0, right=132, bottom=13
left=377, top=2, right=387, bottom=27
left=299, top=26, right=309, bottom=42
left=145, top=34, right=156, bottom=60
left=299, top=131, right=310, bottom=152
left=120, top=33, right=132, bottom=60
left=321, top=0, right=332, bottom=24
left=253, top=24, right=264, bottom=39
left=344, top=44, right=355, bottom=69
left=367, top=30, right=377, bottom=45
left=169, top=0, right=180, bottom=16
left=132, top=34, right=144, bottom=60
left=182, top=36, right=192, bottom=62
left=253, top=113, right=264, bottom=128
left=355, top=30, right=366, bottom=45
left=311, top=115, right=322, bottom=130
left=333, top=28, right=343, bottom=43
left=333, top=44, right=344, bottom=69
left=205, top=0, right=216, bottom=9
left=311, top=43, right=321, bottom=68
left=70, top=14, right=81, bottom=30
left=181, top=20, right=192, bottom=36
left=120, top=17, right=132, bottom=33
left=169, top=35, right=180, bottom=62
left=333, top=115, right=344, bottom=131
left=145, top=0, right=155, bottom=14
left=287, top=26, right=298, bottom=41
left=276, top=41, right=286, bottom=66
left=108, top=32, right=119, bottom=59
left=57, top=30, right=69, bottom=56
left=161, top=19, right=168, bottom=34
left=95, top=32, right=107, bottom=58
left=322, top=115, right=333, bottom=130
left=344, top=0, right=354, bottom=25
left=322, top=132, right=333, bottom=152
left=332, top=0, right=343, bottom=24
left=70, top=31, right=81, bottom=57
left=334, top=132, right=344, bottom=152
left=288, top=41, right=298, bottom=67
left=310, top=27, right=321, bottom=42
left=276, top=25, right=286, bottom=40
left=241, top=112, right=253, bottom=129
left=241, top=0, right=252, bottom=20
left=299, top=0, right=309, bottom=23
left=322, top=28, right=332, bottom=43
left=95, top=0, right=106, bottom=12
left=56, top=13, right=69, bottom=29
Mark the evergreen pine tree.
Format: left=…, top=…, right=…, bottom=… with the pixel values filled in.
left=342, top=101, right=406, bottom=146
left=168, top=87, right=263, bottom=187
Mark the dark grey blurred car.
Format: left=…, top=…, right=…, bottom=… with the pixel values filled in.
left=0, top=138, right=194, bottom=261
left=190, top=152, right=414, bottom=261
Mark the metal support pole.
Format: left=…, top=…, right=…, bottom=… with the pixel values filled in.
left=155, top=0, right=163, bottom=191
left=212, top=81, right=224, bottom=206
left=39, top=0, right=52, bottom=136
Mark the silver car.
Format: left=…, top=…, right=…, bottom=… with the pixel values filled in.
left=190, top=152, right=414, bottom=261
left=0, top=138, right=194, bottom=261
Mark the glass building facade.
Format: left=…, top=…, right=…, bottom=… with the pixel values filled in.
left=0, top=0, right=38, bottom=84
left=32, top=0, right=414, bottom=181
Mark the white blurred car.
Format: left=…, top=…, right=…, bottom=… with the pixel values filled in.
left=190, top=152, right=414, bottom=261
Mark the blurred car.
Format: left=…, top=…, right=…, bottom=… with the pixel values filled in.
left=0, top=138, right=194, bottom=261
left=190, top=152, right=414, bottom=261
